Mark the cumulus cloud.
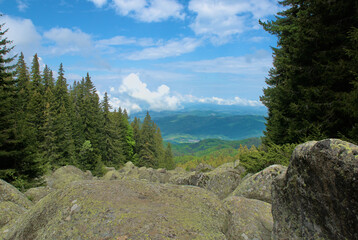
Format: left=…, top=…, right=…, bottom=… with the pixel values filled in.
left=127, top=38, right=202, bottom=60
left=188, top=0, right=279, bottom=43
left=119, top=73, right=181, bottom=111
left=87, top=0, right=107, bottom=7
left=43, top=27, right=94, bottom=56
left=3, top=15, right=42, bottom=57
left=112, top=0, right=184, bottom=22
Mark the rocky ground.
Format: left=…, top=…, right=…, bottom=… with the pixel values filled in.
left=0, top=139, right=357, bottom=240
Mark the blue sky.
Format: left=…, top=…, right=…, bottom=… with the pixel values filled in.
left=1, top=0, right=281, bottom=113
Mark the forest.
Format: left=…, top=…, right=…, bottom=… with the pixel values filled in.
left=0, top=38, right=174, bottom=189
left=1, top=0, right=358, bottom=190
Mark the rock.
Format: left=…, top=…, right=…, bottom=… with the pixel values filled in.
left=2, top=179, right=228, bottom=240
left=204, top=161, right=244, bottom=199
left=102, top=170, right=121, bottom=180
left=24, top=186, right=53, bottom=203
left=0, top=179, right=32, bottom=210
left=170, top=161, right=244, bottom=199
left=0, top=201, right=26, bottom=229
left=231, top=164, right=287, bottom=203
left=45, top=165, right=93, bottom=189
left=192, top=163, right=214, bottom=172
left=224, top=196, right=273, bottom=240
left=272, top=139, right=358, bottom=240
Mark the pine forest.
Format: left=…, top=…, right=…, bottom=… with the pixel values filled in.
left=0, top=26, right=174, bottom=188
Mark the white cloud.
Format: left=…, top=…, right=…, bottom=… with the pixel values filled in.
left=97, top=35, right=158, bottom=47
left=87, top=0, right=107, bottom=7
left=162, top=50, right=272, bottom=75
left=110, top=97, right=142, bottom=113
left=186, top=96, right=262, bottom=107
left=3, top=16, right=42, bottom=57
left=16, top=0, right=28, bottom=12
left=127, top=37, right=202, bottom=60
left=119, top=73, right=181, bottom=111
left=112, top=0, right=184, bottom=22
left=43, top=27, right=94, bottom=56
left=188, top=0, right=279, bottom=43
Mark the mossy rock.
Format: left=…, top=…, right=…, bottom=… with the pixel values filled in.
left=0, top=179, right=33, bottom=210
left=102, top=170, right=121, bottom=180
left=45, top=165, right=93, bottom=189
left=231, top=164, right=287, bottom=203
left=2, top=179, right=228, bottom=240
left=224, top=196, right=273, bottom=240
left=169, top=161, right=244, bottom=199
left=25, top=186, right=53, bottom=203
left=0, top=201, right=26, bottom=229
left=272, top=139, right=358, bottom=240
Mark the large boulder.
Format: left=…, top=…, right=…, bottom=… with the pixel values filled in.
left=224, top=196, right=273, bottom=240
left=170, top=161, right=244, bottom=199
left=102, top=170, right=121, bottom=180
left=45, top=165, right=93, bottom=189
left=272, top=139, right=358, bottom=240
left=0, top=201, right=26, bottom=229
left=2, top=180, right=228, bottom=240
left=0, top=179, right=32, bottom=210
left=231, top=164, right=287, bottom=203
left=24, top=186, right=53, bottom=203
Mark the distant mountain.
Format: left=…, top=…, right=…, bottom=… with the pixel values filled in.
left=171, top=138, right=262, bottom=157
left=130, top=104, right=267, bottom=143
left=155, top=114, right=266, bottom=143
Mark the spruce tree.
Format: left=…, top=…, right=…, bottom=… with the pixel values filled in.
left=138, top=112, right=157, bottom=168
left=162, top=142, right=175, bottom=170
left=260, top=0, right=358, bottom=144
left=101, top=93, right=122, bottom=167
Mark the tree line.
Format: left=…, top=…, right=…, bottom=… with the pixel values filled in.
left=0, top=24, right=174, bottom=189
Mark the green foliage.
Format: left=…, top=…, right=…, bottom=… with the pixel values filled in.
left=260, top=0, right=358, bottom=144
left=238, top=143, right=297, bottom=174
left=172, top=137, right=261, bottom=157
left=176, top=139, right=297, bottom=174
left=0, top=19, right=173, bottom=188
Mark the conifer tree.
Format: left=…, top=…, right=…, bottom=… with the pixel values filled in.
left=101, top=93, right=122, bottom=166
left=162, top=142, right=175, bottom=170
left=260, top=0, right=358, bottom=144
left=138, top=112, right=157, bottom=168
left=0, top=21, right=44, bottom=187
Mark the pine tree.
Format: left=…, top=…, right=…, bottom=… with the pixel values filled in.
left=0, top=21, right=44, bottom=187
left=138, top=112, right=157, bottom=168
left=51, top=64, right=75, bottom=167
left=162, top=142, right=175, bottom=170
left=131, top=117, right=141, bottom=164
left=101, top=93, right=122, bottom=167
left=260, top=0, right=358, bottom=144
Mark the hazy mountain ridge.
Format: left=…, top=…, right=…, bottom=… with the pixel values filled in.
left=131, top=106, right=267, bottom=143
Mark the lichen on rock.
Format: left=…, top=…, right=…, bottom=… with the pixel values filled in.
left=272, top=139, right=358, bottom=240
left=2, top=179, right=228, bottom=240
left=224, top=196, right=273, bottom=240
left=231, top=164, right=287, bottom=203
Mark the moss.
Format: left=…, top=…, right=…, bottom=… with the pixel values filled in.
left=3, top=180, right=228, bottom=240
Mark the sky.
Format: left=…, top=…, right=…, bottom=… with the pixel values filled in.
left=1, top=0, right=281, bottom=113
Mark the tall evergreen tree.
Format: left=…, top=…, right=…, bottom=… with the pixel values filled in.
left=101, top=93, right=122, bottom=167
left=51, top=64, right=75, bottom=167
left=0, top=21, right=44, bottom=187
left=138, top=112, right=157, bottom=168
left=162, top=142, right=175, bottom=170
left=260, top=0, right=358, bottom=144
